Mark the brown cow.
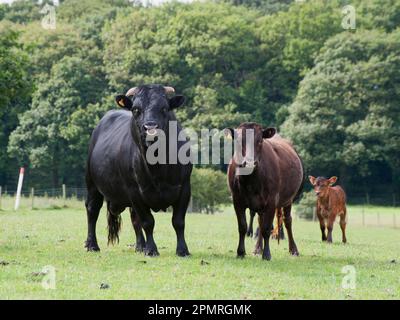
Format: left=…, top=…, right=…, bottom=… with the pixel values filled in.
left=226, top=122, right=304, bottom=260
left=308, top=176, right=347, bottom=243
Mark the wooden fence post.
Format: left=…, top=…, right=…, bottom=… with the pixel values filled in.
left=62, top=184, right=66, bottom=207
left=362, top=207, right=365, bottom=226
left=30, top=188, right=35, bottom=210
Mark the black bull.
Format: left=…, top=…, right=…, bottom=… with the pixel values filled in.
left=85, top=84, right=192, bottom=257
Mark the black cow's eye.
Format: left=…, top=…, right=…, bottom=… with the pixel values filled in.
left=132, top=107, right=141, bottom=116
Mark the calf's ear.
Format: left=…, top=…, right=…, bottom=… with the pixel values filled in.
left=115, top=95, right=133, bottom=110
left=262, top=127, right=276, bottom=139
left=308, top=176, right=316, bottom=186
left=224, top=128, right=234, bottom=139
left=328, top=176, right=337, bottom=186
left=169, top=95, right=185, bottom=110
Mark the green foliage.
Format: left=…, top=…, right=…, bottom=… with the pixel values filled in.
left=0, top=28, right=33, bottom=187
left=0, top=0, right=399, bottom=198
left=295, top=190, right=316, bottom=220
left=190, top=167, right=231, bottom=213
left=283, top=30, right=400, bottom=189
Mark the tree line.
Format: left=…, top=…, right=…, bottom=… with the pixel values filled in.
left=1, top=0, right=399, bottom=205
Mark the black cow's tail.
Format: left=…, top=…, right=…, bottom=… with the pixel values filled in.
left=107, top=210, right=122, bottom=246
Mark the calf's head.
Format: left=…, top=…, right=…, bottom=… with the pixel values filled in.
left=309, top=176, right=337, bottom=198
left=115, top=84, right=185, bottom=146
left=225, top=122, right=276, bottom=172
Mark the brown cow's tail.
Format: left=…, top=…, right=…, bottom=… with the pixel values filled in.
left=107, top=210, right=122, bottom=246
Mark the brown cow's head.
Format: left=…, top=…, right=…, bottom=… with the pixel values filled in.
left=225, top=122, right=276, bottom=172
left=309, top=176, right=337, bottom=198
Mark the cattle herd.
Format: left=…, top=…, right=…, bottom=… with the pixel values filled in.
left=85, top=84, right=348, bottom=261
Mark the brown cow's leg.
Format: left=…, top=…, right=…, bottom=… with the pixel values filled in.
left=260, top=206, right=275, bottom=260
left=340, top=209, right=347, bottom=244
left=234, top=202, right=247, bottom=258
left=283, top=205, right=299, bottom=256
left=130, top=208, right=146, bottom=252
left=254, top=214, right=263, bottom=255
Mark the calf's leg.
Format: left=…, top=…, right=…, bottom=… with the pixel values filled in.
left=130, top=208, right=146, bottom=252
left=247, top=210, right=256, bottom=237
left=85, top=187, right=103, bottom=251
left=340, top=209, right=347, bottom=243
left=254, top=214, right=263, bottom=255
left=283, top=205, right=299, bottom=256
left=172, top=181, right=191, bottom=257
left=317, top=212, right=327, bottom=241
left=326, top=214, right=336, bottom=243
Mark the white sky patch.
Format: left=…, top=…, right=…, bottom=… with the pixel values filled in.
left=0, top=0, right=194, bottom=4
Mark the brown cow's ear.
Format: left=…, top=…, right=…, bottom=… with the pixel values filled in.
left=308, top=176, right=317, bottom=185
left=115, top=95, right=133, bottom=110
left=224, top=128, right=234, bottom=139
left=262, top=127, right=276, bottom=139
left=328, top=176, right=337, bottom=186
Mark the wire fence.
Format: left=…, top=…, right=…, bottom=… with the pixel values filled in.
left=0, top=185, right=399, bottom=229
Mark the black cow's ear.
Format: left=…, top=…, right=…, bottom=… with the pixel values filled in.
left=262, top=127, right=276, bottom=139
left=169, top=95, right=185, bottom=110
left=115, top=95, right=133, bottom=110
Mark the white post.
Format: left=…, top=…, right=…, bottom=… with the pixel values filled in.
left=14, top=167, right=25, bottom=211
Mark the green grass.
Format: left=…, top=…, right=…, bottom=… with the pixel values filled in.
left=0, top=204, right=399, bottom=299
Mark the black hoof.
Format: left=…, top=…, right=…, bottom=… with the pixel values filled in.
left=237, top=250, right=246, bottom=258
left=176, top=246, right=190, bottom=257
left=144, top=248, right=160, bottom=257
left=135, top=244, right=145, bottom=252
left=262, top=254, right=271, bottom=261
left=85, top=240, right=100, bottom=252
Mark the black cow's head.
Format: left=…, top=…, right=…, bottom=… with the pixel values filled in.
left=225, top=122, right=276, bottom=171
left=115, top=84, right=185, bottom=147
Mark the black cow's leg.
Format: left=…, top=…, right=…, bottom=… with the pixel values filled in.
left=85, top=187, right=104, bottom=251
left=171, top=190, right=190, bottom=257
left=283, top=205, right=299, bottom=256
left=234, top=202, right=247, bottom=258
left=133, top=203, right=159, bottom=256
left=130, top=207, right=146, bottom=252
left=172, top=181, right=191, bottom=257
left=247, top=210, right=255, bottom=237
left=260, top=205, right=275, bottom=260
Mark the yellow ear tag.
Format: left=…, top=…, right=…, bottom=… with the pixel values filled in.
left=118, top=99, right=125, bottom=107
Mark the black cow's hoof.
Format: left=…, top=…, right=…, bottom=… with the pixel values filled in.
left=135, top=245, right=145, bottom=253
left=236, top=250, right=246, bottom=258
left=176, top=248, right=190, bottom=257
left=144, top=248, right=160, bottom=257
left=85, top=240, right=100, bottom=252
left=290, top=250, right=299, bottom=256
left=262, top=254, right=271, bottom=261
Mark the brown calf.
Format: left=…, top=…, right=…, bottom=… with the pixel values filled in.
left=309, top=176, right=347, bottom=243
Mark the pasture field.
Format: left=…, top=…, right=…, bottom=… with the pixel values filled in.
left=0, top=202, right=399, bottom=300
